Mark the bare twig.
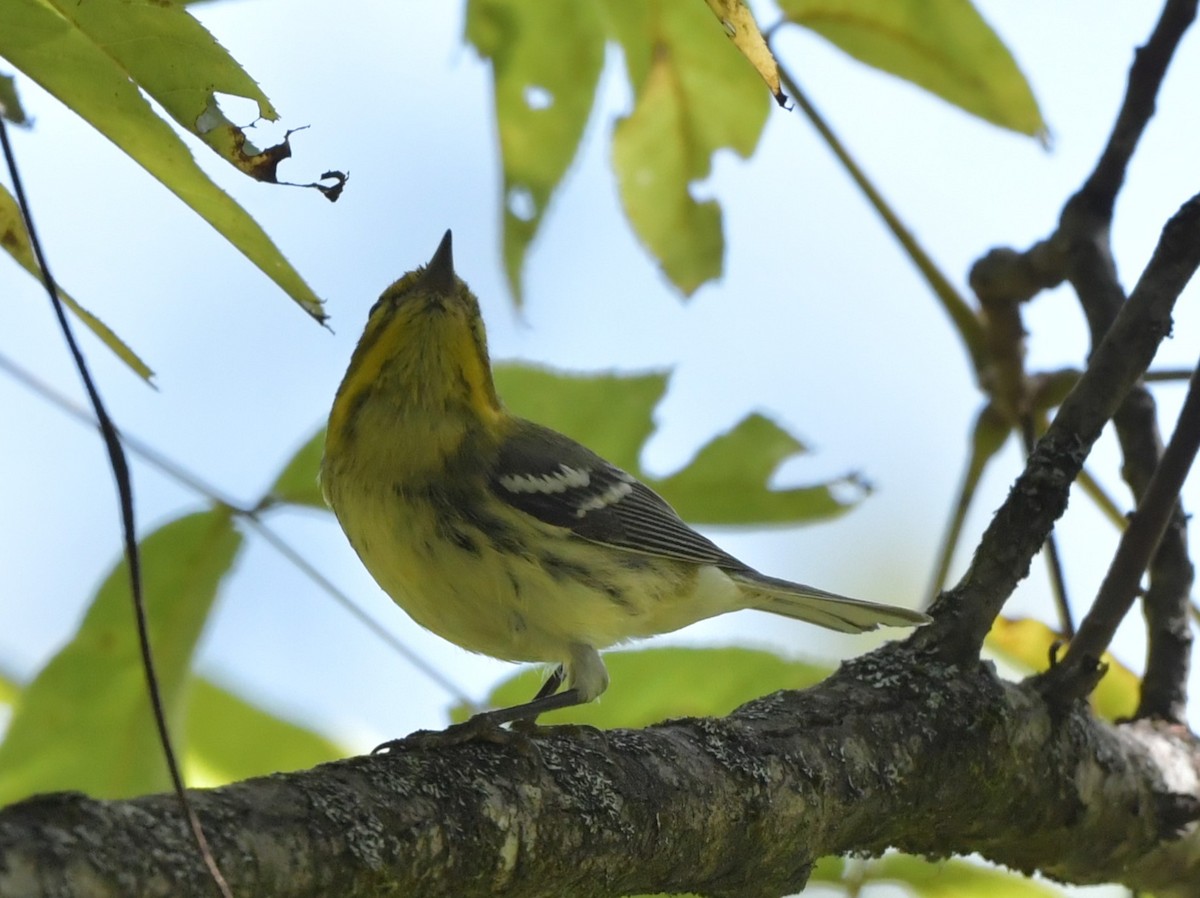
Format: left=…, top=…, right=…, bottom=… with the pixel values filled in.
left=0, top=351, right=477, bottom=710
left=1055, top=0, right=1198, bottom=720
left=1065, top=0, right=1198, bottom=236
left=0, top=121, right=232, bottom=898
left=917, top=195, right=1200, bottom=659
left=969, top=246, right=1077, bottom=634
left=939, top=1, right=1197, bottom=705
left=773, top=63, right=988, bottom=375
left=1043, top=356, right=1200, bottom=702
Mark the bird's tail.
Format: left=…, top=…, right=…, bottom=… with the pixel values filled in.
left=732, top=571, right=930, bottom=634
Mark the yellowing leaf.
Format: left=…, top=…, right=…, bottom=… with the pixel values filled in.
left=0, top=1, right=327, bottom=320
left=608, top=0, right=770, bottom=294
left=0, top=184, right=154, bottom=382
left=986, top=617, right=1140, bottom=721
left=779, top=0, right=1045, bottom=137
left=703, top=0, right=787, bottom=106
left=467, top=0, right=606, bottom=301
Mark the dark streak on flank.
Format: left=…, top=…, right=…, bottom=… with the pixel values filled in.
left=445, top=526, right=479, bottom=556
left=540, top=552, right=631, bottom=607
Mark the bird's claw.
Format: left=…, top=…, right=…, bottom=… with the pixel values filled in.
left=372, top=714, right=539, bottom=755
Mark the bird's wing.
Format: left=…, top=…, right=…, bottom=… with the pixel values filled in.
left=490, top=420, right=746, bottom=569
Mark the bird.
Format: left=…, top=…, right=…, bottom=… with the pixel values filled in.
left=320, top=231, right=929, bottom=740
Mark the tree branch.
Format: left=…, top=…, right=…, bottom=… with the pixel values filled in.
left=1057, top=0, right=1198, bottom=720
left=1045, top=357, right=1200, bottom=699
left=953, top=0, right=1197, bottom=717
left=920, top=194, right=1200, bottom=659
left=1068, top=0, right=1197, bottom=229
left=2, top=647, right=1197, bottom=898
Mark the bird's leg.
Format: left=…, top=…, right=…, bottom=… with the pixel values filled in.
left=374, top=686, right=587, bottom=753
left=532, top=664, right=565, bottom=701
left=374, top=648, right=606, bottom=753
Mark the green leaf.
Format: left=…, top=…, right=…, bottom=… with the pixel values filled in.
left=280, top=366, right=859, bottom=525
left=494, top=363, right=665, bottom=472
left=779, top=0, right=1045, bottom=137
left=656, top=412, right=856, bottom=525
left=608, top=0, right=770, bottom=294
left=495, top=364, right=860, bottom=525
left=39, top=0, right=279, bottom=169
left=467, top=0, right=606, bottom=302
left=1, top=184, right=154, bottom=381
left=453, top=647, right=832, bottom=727
left=185, top=677, right=344, bottom=785
left=0, top=509, right=243, bottom=803
left=266, top=427, right=328, bottom=510
left=0, top=668, right=20, bottom=706
left=0, top=4, right=326, bottom=320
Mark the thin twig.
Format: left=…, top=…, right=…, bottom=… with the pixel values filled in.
left=0, top=120, right=232, bottom=898
left=1145, top=368, right=1196, bottom=382
left=772, top=61, right=988, bottom=375
left=1046, top=355, right=1200, bottom=701
left=1068, top=0, right=1198, bottom=226
left=244, top=516, right=479, bottom=709
left=0, top=351, right=476, bottom=710
left=1055, top=0, right=1198, bottom=720
left=916, top=194, right=1200, bottom=659
left=925, top=405, right=1008, bottom=603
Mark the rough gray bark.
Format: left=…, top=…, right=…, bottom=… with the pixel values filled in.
left=1, top=651, right=1198, bottom=898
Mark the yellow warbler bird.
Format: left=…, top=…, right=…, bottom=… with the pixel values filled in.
left=321, top=231, right=928, bottom=736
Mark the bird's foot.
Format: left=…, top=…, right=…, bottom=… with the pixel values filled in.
left=509, top=718, right=605, bottom=742
left=372, top=712, right=536, bottom=755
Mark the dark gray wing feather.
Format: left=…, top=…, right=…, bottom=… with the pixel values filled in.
left=490, top=420, right=746, bottom=570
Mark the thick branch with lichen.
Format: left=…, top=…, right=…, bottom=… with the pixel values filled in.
left=1, top=649, right=1197, bottom=898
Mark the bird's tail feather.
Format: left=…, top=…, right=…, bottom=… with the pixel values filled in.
left=732, top=572, right=930, bottom=634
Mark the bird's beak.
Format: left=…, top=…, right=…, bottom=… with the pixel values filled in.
left=422, top=230, right=456, bottom=294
